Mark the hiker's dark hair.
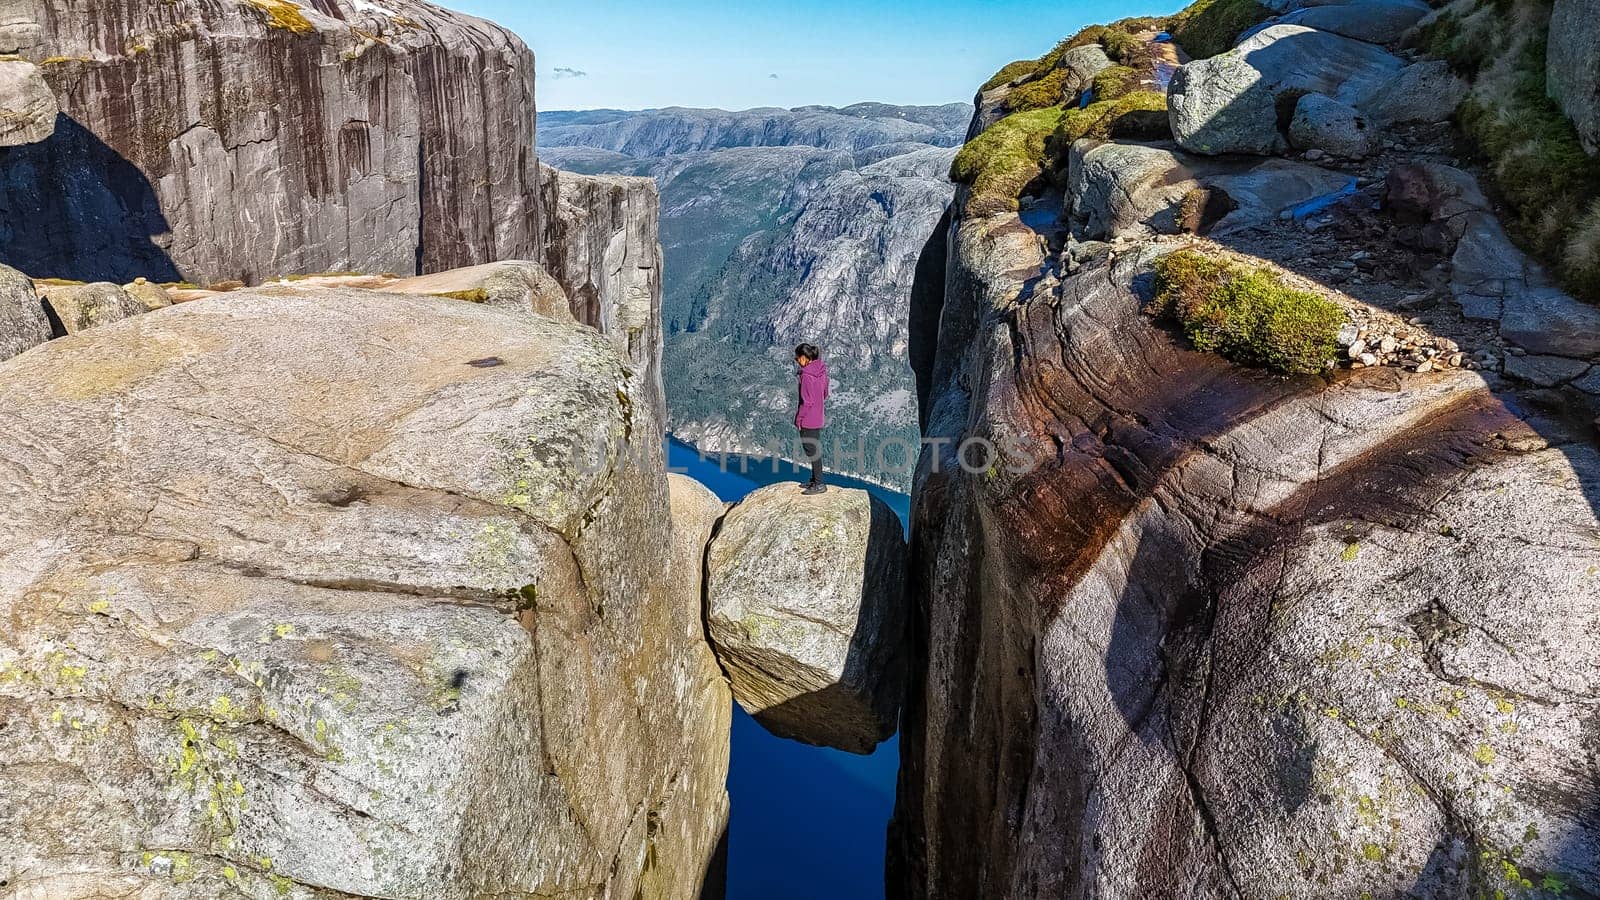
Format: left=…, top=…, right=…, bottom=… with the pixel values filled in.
left=795, top=343, right=821, bottom=361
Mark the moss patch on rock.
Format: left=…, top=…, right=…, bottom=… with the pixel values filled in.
left=951, top=107, right=1066, bottom=214
left=1091, top=65, right=1141, bottom=103
left=1055, top=90, right=1169, bottom=145
left=1423, top=0, right=1600, bottom=302
left=1169, top=0, right=1272, bottom=59
left=1153, top=249, right=1344, bottom=375
left=1005, top=68, right=1071, bottom=113
left=978, top=16, right=1163, bottom=102
left=982, top=60, right=1038, bottom=93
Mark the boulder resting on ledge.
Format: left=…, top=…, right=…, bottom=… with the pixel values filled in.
left=0, top=57, right=56, bottom=146
left=0, top=263, right=50, bottom=361
left=705, top=482, right=907, bottom=754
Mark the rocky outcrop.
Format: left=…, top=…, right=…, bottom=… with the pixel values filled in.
left=0, top=262, right=48, bottom=360
left=0, top=57, right=55, bottom=146
left=1277, top=0, right=1430, bottom=45
left=384, top=260, right=575, bottom=322
left=1170, top=24, right=1406, bottom=155
left=0, top=0, right=663, bottom=369
left=34, top=280, right=145, bottom=334
left=540, top=170, right=666, bottom=425
left=705, top=483, right=907, bottom=754
left=0, top=285, right=728, bottom=899
left=896, top=16, right=1600, bottom=897
left=1547, top=0, right=1600, bottom=154
left=897, top=207, right=1600, bottom=897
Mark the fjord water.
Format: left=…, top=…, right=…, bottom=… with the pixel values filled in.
left=667, top=438, right=906, bottom=899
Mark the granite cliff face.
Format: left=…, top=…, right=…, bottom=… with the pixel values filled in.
left=0, top=0, right=665, bottom=412
left=0, top=0, right=658, bottom=351
left=543, top=105, right=969, bottom=487
left=893, top=6, right=1600, bottom=898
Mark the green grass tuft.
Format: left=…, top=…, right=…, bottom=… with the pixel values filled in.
left=1091, top=66, right=1141, bottom=103
left=1434, top=0, right=1600, bottom=302
left=1169, top=0, right=1272, bottom=59
left=1153, top=249, right=1344, bottom=375
left=982, top=60, right=1038, bottom=93
left=951, top=107, right=1067, bottom=214
left=1005, top=68, right=1070, bottom=113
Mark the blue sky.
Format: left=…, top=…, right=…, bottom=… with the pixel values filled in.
left=451, top=0, right=1184, bottom=112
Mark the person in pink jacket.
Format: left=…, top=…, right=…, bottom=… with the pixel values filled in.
left=794, top=342, right=830, bottom=495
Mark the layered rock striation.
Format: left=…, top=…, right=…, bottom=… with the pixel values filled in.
left=893, top=6, right=1600, bottom=898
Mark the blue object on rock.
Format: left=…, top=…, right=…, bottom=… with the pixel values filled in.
left=1287, top=177, right=1359, bottom=222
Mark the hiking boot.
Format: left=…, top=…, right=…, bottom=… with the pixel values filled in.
left=802, top=482, right=827, bottom=495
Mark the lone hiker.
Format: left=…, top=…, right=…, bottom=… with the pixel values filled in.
left=794, top=342, right=829, bottom=495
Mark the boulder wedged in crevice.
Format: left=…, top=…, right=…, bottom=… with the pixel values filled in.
left=704, top=482, right=908, bottom=754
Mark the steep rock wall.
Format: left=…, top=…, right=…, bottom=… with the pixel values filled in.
left=0, top=0, right=664, bottom=405
left=893, top=15, right=1600, bottom=897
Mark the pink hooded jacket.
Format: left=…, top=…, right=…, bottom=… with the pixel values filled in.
left=795, top=358, right=829, bottom=429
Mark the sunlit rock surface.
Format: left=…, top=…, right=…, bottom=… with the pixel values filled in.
left=0, top=287, right=727, bottom=899
left=706, top=483, right=908, bottom=755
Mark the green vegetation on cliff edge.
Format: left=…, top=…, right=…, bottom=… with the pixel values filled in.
left=950, top=107, right=1065, bottom=214
left=1422, top=0, right=1600, bottom=302
left=1167, top=0, right=1272, bottom=59
left=1154, top=250, right=1344, bottom=375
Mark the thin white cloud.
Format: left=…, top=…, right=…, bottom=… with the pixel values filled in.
left=552, top=67, right=588, bottom=79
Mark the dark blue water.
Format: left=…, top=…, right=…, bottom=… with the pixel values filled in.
left=667, top=438, right=906, bottom=900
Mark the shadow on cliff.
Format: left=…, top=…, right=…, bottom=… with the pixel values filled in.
left=896, top=100, right=1600, bottom=893
left=0, top=114, right=182, bottom=282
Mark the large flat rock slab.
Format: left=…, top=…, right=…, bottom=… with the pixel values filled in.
left=0, top=287, right=727, bottom=899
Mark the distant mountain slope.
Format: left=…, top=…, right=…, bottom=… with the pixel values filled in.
left=540, top=104, right=971, bottom=157
left=539, top=103, right=970, bottom=488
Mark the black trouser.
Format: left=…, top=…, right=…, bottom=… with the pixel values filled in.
left=798, top=427, right=824, bottom=485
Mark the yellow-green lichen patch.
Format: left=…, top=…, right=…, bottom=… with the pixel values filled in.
left=166, top=717, right=251, bottom=837
left=247, top=0, right=314, bottom=33
left=436, top=287, right=490, bottom=303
